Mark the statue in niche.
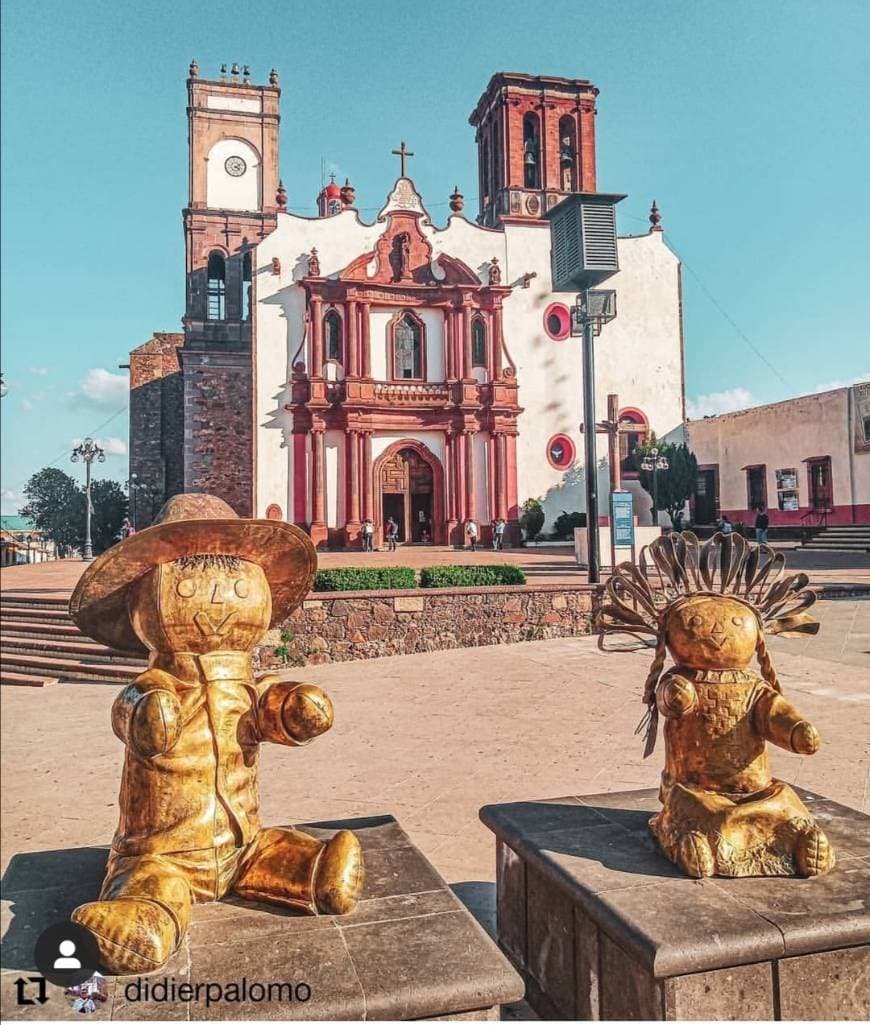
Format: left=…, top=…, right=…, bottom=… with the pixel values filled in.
left=390, top=232, right=412, bottom=282
left=599, top=531, right=834, bottom=879
left=68, top=494, right=364, bottom=974
left=307, top=248, right=321, bottom=277
left=488, top=257, right=502, bottom=286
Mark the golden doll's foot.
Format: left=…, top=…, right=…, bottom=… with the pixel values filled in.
left=314, top=830, right=365, bottom=914
left=675, top=831, right=715, bottom=878
left=72, top=897, right=180, bottom=974
left=794, top=823, right=834, bottom=877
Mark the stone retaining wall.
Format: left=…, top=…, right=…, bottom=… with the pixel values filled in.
left=254, top=583, right=602, bottom=668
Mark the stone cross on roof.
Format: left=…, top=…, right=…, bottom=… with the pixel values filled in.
left=391, top=141, right=414, bottom=177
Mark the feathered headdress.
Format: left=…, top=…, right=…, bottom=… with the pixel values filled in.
left=598, top=531, right=819, bottom=756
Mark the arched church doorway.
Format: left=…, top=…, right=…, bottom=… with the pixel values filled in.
left=376, top=443, right=443, bottom=544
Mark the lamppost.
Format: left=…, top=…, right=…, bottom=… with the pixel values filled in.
left=641, top=446, right=669, bottom=527
left=71, top=438, right=105, bottom=561
left=25, top=534, right=33, bottom=564
left=571, top=290, right=617, bottom=583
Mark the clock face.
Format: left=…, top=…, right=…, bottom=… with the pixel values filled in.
left=224, top=155, right=247, bottom=177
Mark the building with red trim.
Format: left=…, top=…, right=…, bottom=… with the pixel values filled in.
left=129, top=66, right=687, bottom=546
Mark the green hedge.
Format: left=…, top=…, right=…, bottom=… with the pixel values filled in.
left=419, top=564, right=527, bottom=588
left=313, top=567, right=417, bottom=592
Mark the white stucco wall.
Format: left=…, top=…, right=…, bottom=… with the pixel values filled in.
left=252, top=184, right=685, bottom=530
left=324, top=429, right=344, bottom=528
left=206, top=138, right=261, bottom=211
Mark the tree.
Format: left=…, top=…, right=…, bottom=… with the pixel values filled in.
left=20, top=468, right=129, bottom=557
left=519, top=498, right=545, bottom=541
left=633, top=436, right=698, bottom=526
left=20, top=468, right=87, bottom=554
left=90, top=479, right=129, bottom=554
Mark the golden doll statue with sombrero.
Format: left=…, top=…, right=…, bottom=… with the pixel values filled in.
left=599, top=531, right=835, bottom=879
left=68, top=494, right=364, bottom=975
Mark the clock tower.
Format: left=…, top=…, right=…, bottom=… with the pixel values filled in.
left=181, top=61, right=282, bottom=515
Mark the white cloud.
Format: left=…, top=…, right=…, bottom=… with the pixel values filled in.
left=73, top=368, right=128, bottom=409
left=27, top=367, right=48, bottom=376
left=21, top=398, right=33, bottom=411
left=813, top=373, right=870, bottom=394
left=686, top=387, right=754, bottom=420
left=70, top=436, right=128, bottom=457
left=1, top=488, right=22, bottom=514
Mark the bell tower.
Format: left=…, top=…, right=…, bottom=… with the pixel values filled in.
left=181, top=61, right=282, bottom=516
left=469, top=72, right=599, bottom=228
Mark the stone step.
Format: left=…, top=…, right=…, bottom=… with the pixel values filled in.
left=0, top=652, right=140, bottom=684
left=0, top=606, right=74, bottom=624
left=1, top=636, right=145, bottom=664
left=0, top=670, right=60, bottom=687
left=0, top=619, right=83, bottom=639
left=0, top=594, right=71, bottom=608
left=802, top=544, right=870, bottom=553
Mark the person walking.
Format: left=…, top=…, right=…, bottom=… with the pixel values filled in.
left=465, top=519, right=478, bottom=551
left=386, top=517, right=398, bottom=552
left=362, top=518, right=374, bottom=552
left=720, top=514, right=734, bottom=535
left=754, top=507, right=769, bottom=545
left=493, top=517, right=506, bottom=551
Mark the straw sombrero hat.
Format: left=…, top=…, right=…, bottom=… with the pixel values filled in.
left=69, top=493, right=316, bottom=654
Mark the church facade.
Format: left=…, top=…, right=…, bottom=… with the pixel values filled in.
left=128, top=66, right=686, bottom=546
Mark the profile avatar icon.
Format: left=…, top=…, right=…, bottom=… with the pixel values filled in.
left=54, top=939, right=83, bottom=970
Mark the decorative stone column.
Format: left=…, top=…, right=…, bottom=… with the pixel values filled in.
left=494, top=433, right=508, bottom=520
left=462, top=304, right=474, bottom=380
left=362, top=431, right=374, bottom=522
left=346, top=299, right=359, bottom=377
left=310, top=296, right=323, bottom=376
left=464, top=429, right=476, bottom=525
left=360, top=303, right=371, bottom=377
left=310, top=428, right=327, bottom=547
left=444, top=309, right=454, bottom=379
left=345, top=430, right=361, bottom=545
left=445, top=430, right=459, bottom=543
left=491, top=303, right=504, bottom=379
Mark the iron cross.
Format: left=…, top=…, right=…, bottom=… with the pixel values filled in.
left=392, top=141, right=414, bottom=177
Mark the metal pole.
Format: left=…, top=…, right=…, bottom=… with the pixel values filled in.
left=582, top=317, right=600, bottom=583
left=84, top=459, right=93, bottom=561
left=652, top=464, right=658, bottom=528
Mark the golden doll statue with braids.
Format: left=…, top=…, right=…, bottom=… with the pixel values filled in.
left=599, top=531, right=835, bottom=879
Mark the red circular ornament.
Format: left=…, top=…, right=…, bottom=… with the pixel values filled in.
left=547, top=434, right=575, bottom=469
left=543, top=303, right=571, bottom=341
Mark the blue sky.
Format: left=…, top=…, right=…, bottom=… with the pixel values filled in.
left=2, top=0, right=868, bottom=513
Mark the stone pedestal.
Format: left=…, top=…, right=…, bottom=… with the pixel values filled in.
left=2, top=816, right=523, bottom=1021
left=480, top=788, right=869, bottom=1021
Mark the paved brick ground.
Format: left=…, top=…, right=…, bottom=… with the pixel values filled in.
left=3, top=543, right=869, bottom=597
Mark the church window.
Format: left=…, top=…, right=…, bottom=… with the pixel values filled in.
left=523, top=112, right=541, bottom=190
left=241, top=251, right=252, bottom=320
left=392, top=312, right=424, bottom=380
left=547, top=434, right=575, bottom=469
left=618, top=409, right=649, bottom=474
left=207, top=251, right=226, bottom=320
left=324, top=309, right=343, bottom=362
left=471, top=318, right=487, bottom=367
left=543, top=302, right=571, bottom=341
left=558, top=115, right=577, bottom=192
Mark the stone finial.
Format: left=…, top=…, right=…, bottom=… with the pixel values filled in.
left=649, top=199, right=663, bottom=233
left=276, top=180, right=288, bottom=210
left=269, top=68, right=279, bottom=87
left=340, top=178, right=356, bottom=207
left=231, top=62, right=240, bottom=83
left=242, top=64, right=251, bottom=85
left=220, top=63, right=228, bottom=82
left=449, top=185, right=464, bottom=213
left=308, top=248, right=321, bottom=277
left=488, top=256, right=502, bottom=286
left=189, top=59, right=199, bottom=79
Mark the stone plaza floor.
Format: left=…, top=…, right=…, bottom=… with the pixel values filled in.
left=2, top=603, right=867, bottom=943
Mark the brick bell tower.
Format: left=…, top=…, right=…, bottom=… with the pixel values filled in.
left=181, top=60, right=282, bottom=515
left=469, top=72, right=599, bottom=228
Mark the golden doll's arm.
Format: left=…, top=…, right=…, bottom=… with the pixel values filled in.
left=256, top=675, right=335, bottom=747
left=656, top=672, right=698, bottom=719
left=753, top=690, right=820, bottom=754
left=111, top=669, right=183, bottom=757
